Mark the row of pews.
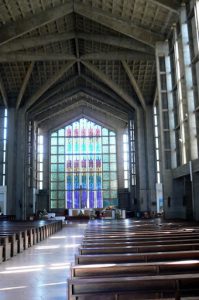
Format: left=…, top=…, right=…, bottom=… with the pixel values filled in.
left=0, top=219, right=62, bottom=262
left=68, top=219, right=199, bottom=299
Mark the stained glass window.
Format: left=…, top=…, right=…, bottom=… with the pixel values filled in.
left=50, top=118, right=118, bottom=209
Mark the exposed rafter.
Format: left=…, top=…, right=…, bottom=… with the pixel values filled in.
left=26, top=61, right=75, bottom=110
left=0, top=75, right=8, bottom=107
left=0, top=31, right=155, bottom=55
left=77, top=33, right=154, bottom=54
left=0, top=2, right=73, bottom=46
left=0, top=52, right=76, bottom=62
left=29, top=75, right=79, bottom=114
left=30, top=87, right=81, bottom=119
left=16, top=62, right=35, bottom=110
left=81, top=61, right=138, bottom=110
left=0, top=32, right=76, bottom=53
left=0, top=51, right=154, bottom=62
left=81, top=74, right=131, bottom=111
left=35, top=94, right=127, bottom=124
left=122, top=60, right=146, bottom=111
left=81, top=51, right=155, bottom=61
left=74, top=2, right=163, bottom=47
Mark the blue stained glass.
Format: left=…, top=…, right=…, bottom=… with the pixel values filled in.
left=51, top=118, right=117, bottom=210
left=89, top=190, right=94, bottom=208
left=74, top=191, right=79, bottom=208
left=74, top=174, right=79, bottom=189
left=97, top=190, right=102, bottom=208
left=96, top=175, right=102, bottom=189
left=82, top=174, right=87, bottom=188
left=67, top=175, right=72, bottom=190
left=82, top=190, right=87, bottom=208
left=89, top=175, right=94, bottom=189
left=67, top=191, right=72, bottom=208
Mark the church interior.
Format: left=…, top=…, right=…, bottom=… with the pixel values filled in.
left=1, top=0, right=199, bottom=299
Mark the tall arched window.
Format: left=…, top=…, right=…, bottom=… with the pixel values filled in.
left=50, top=118, right=117, bottom=209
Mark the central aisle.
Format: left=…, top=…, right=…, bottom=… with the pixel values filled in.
left=0, top=222, right=87, bottom=300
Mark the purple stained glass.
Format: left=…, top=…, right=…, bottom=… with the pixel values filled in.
left=74, top=190, right=79, bottom=208
left=82, top=190, right=87, bottom=208
left=97, top=190, right=103, bottom=208
left=89, top=190, right=94, bottom=208
left=67, top=191, right=72, bottom=208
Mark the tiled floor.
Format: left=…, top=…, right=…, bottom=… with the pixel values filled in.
left=0, top=222, right=87, bottom=300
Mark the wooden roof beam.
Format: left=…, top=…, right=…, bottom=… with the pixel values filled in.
left=0, top=1, right=73, bottom=46
left=26, top=61, right=75, bottom=110
left=74, top=2, right=163, bottom=47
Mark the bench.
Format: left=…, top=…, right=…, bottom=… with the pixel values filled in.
left=0, top=220, right=63, bottom=263
left=71, top=260, right=199, bottom=278
left=78, top=243, right=199, bottom=255
left=68, top=273, right=199, bottom=300
left=75, top=249, right=199, bottom=265
left=82, top=237, right=199, bottom=248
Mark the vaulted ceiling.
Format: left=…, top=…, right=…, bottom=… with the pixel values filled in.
left=0, top=0, right=183, bottom=128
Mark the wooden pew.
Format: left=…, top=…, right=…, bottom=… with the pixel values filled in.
left=75, top=250, right=199, bottom=265
left=71, top=260, right=199, bottom=278
left=68, top=273, right=199, bottom=300
left=82, top=238, right=199, bottom=248
left=78, top=243, right=199, bottom=255
left=0, top=220, right=63, bottom=263
left=0, top=236, right=11, bottom=260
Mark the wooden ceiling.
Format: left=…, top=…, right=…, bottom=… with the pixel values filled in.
left=0, top=0, right=182, bottom=127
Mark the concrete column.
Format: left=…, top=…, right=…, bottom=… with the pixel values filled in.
left=6, top=108, right=17, bottom=215
left=165, top=55, right=177, bottom=168
left=136, top=107, right=148, bottom=211
left=180, top=4, right=198, bottom=160
left=15, top=108, right=26, bottom=219
left=117, top=128, right=125, bottom=189
left=145, top=105, right=156, bottom=210
left=42, top=131, right=49, bottom=191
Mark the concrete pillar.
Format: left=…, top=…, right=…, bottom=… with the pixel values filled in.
left=145, top=105, right=156, bottom=210
left=6, top=108, right=17, bottom=215
left=136, top=107, right=148, bottom=211
left=15, top=108, right=26, bottom=219
left=165, top=55, right=177, bottom=168
left=117, top=128, right=125, bottom=189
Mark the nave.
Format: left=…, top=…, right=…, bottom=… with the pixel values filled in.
left=0, top=223, right=87, bottom=300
